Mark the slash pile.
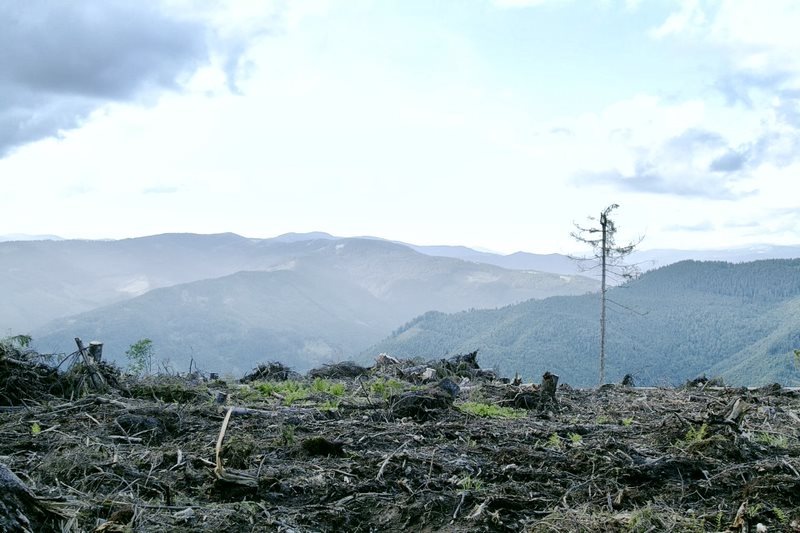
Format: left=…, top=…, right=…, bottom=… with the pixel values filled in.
left=1, top=349, right=799, bottom=532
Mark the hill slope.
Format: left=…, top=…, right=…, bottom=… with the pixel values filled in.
left=367, top=259, right=800, bottom=387
left=3, top=233, right=597, bottom=333
left=32, top=238, right=598, bottom=373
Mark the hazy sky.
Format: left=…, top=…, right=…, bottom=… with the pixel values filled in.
left=2, top=0, right=799, bottom=254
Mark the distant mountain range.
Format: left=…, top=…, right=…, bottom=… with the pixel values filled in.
left=0, top=233, right=64, bottom=242
left=17, top=234, right=597, bottom=372
left=6, top=231, right=799, bottom=381
left=368, top=259, right=800, bottom=387
left=8, top=230, right=798, bottom=274
left=408, top=242, right=800, bottom=278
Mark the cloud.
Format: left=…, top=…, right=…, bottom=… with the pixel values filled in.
left=649, top=0, right=705, bottom=39
left=648, top=1, right=800, bottom=173
left=714, top=70, right=792, bottom=108
left=0, top=2, right=268, bottom=157
left=576, top=127, right=757, bottom=199
left=709, top=150, right=747, bottom=172
left=664, top=221, right=715, bottom=232
left=531, top=3, right=798, bottom=210
left=142, top=185, right=180, bottom=195
left=724, top=219, right=760, bottom=229
left=491, top=0, right=571, bottom=8
left=775, top=89, right=800, bottom=127
left=579, top=169, right=746, bottom=200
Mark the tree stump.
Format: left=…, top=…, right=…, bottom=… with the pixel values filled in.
left=87, top=341, right=103, bottom=363
left=539, top=371, right=559, bottom=409
left=74, top=337, right=105, bottom=391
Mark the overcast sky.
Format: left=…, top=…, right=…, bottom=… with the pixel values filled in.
left=2, top=0, right=799, bottom=254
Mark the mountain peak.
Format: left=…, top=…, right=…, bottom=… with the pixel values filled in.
left=272, top=231, right=337, bottom=243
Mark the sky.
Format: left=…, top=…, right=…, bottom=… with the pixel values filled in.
left=1, top=0, right=799, bottom=255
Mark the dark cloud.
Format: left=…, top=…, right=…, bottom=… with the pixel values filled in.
left=0, top=2, right=266, bottom=157
left=709, top=150, right=747, bottom=172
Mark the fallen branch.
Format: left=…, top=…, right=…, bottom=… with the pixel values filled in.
left=213, top=407, right=258, bottom=488
left=214, top=407, right=234, bottom=478
left=376, top=440, right=410, bottom=481
left=0, top=462, right=74, bottom=531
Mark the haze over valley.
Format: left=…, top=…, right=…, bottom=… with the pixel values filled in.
left=7, top=232, right=597, bottom=373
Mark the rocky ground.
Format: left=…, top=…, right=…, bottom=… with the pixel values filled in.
left=1, top=346, right=800, bottom=532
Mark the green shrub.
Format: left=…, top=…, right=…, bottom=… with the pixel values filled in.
left=282, top=388, right=308, bottom=406
left=755, top=432, right=788, bottom=448
left=458, top=475, right=483, bottom=491
left=319, top=399, right=341, bottom=411
left=311, top=378, right=346, bottom=396
left=370, top=378, right=405, bottom=398
left=685, top=423, right=708, bottom=443
left=280, top=425, right=295, bottom=446
left=458, top=401, right=525, bottom=419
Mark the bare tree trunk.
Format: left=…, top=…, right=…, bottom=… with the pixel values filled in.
left=570, top=204, right=640, bottom=388
left=599, top=211, right=607, bottom=387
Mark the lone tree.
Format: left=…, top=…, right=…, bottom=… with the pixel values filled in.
left=125, top=338, right=154, bottom=376
left=570, top=204, right=642, bottom=386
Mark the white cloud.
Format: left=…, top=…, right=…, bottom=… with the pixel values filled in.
left=653, top=0, right=800, bottom=88
left=649, top=0, right=705, bottom=39
left=491, top=0, right=570, bottom=7
left=546, top=1, right=799, bottom=204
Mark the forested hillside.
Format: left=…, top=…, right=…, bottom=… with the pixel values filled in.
left=368, top=259, right=800, bottom=387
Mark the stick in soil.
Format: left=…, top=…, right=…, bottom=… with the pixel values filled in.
left=215, top=407, right=234, bottom=478
left=376, top=440, right=410, bottom=481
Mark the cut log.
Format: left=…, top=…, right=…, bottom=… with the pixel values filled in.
left=724, top=397, right=750, bottom=427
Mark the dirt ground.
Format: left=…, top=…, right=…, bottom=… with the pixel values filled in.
left=1, top=351, right=800, bottom=532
